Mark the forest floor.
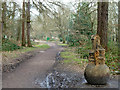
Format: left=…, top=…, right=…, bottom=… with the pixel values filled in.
left=2, top=41, right=64, bottom=88
left=35, top=45, right=119, bottom=88
left=36, top=59, right=119, bottom=88
left=2, top=41, right=120, bottom=89
left=2, top=41, right=50, bottom=68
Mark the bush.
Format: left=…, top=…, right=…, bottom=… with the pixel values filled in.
left=2, top=39, right=22, bottom=51
left=75, top=42, right=92, bottom=59
left=105, top=41, right=119, bottom=72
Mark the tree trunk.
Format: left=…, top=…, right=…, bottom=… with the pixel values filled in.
left=17, top=25, right=21, bottom=41
left=12, top=2, right=16, bottom=19
left=118, top=1, right=120, bottom=61
left=11, top=2, right=16, bottom=39
left=17, top=9, right=22, bottom=42
left=2, top=2, right=6, bottom=39
left=0, top=1, right=2, bottom=50
left=97, top=2, right=108, bottom=50
left=26, top=0, right=32, bottom=47
left=22, top=0, right=26, bottom=46
left=17, top=19, right=21, bottom=41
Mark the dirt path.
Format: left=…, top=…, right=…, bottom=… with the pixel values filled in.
left=2, top=42, right=63, bottom=88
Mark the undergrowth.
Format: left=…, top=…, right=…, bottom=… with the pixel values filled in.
left=2, top=41, right=50, bottom=64
left=61, top=47, right=88, bottom=66
left=2, top=39, right=22, bottom=51
left=106, top=41, right=119, bottom=73
left=61, top=41, right=119, bottom=74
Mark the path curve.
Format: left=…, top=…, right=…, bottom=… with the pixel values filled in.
left=2, top=42, right=63, bottom=88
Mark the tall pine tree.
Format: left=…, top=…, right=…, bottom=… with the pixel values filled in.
left=26, top=0, right=32, bottom=47
left=97, top=2, right=108, bottom=50
left=22, top=0, right=26, bottom=46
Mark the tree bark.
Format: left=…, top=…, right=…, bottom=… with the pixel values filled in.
left=0, top=1, right=2, bottom=50
left=17, top=25, right=21, bottom=41
left=2, top=2, right=6, bottom=39
left=22, top=0, right=26, bottom=46
left=26, top=0, right=32, bottom=47
left=97, top=2, right=108, bottom=50
left=118, top=1, right=120, bottom=61
left=17, top=18, right=21, bottom=41
left=11, top=2, right=16, bottom=39
left=12, top=2, right=16, bottom=19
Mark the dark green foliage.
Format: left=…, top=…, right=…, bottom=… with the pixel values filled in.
left=2, top=39, right=22, bottom=51
left=59, top=38, right=63, bottom=42
left=58, top=3, right=94, bottom=46
left=72, top=2, right=93, bottom=38
left=66, top=2, right=94, bottom=46
left=58, top=34, right=65, bottom=42
left=76, top=42, right=92, bottom=59
left=67, top=34, right=79, bottom=46
left=75, top=40, right=119, bottom=72
left=105, top=41, right=119, bottom=72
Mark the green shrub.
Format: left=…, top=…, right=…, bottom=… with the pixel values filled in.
left=75, top=42, right=91, bottom=59
left=2, top=39, right=22, bottom=51
left=105, top=41, right=119, bottom=72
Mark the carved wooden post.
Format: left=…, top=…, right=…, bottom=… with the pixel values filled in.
left=84, top=35, right=110, bottom=85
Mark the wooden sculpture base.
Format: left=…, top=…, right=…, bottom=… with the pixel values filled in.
left=84, top=63, right=110, bottom=85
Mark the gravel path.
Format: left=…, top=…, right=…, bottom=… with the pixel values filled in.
left=2, top=42, right=63, bottom=88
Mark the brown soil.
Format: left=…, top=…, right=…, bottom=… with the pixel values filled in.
left=56, top=62, right=119, bottom=88
left=35, top=54, right=119, bottom=88
left=2, top=49, right=38, bottom=72
left=2, top=42, right=119, bottom=89
left=2, top=42, right=64, bottom=88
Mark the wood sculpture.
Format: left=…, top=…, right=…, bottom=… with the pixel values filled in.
left=84, top=34, right=110, bottom=85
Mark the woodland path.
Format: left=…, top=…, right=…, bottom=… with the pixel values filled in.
left=2, top=42, right=63, bottom=88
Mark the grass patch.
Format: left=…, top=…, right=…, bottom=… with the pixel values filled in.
left=2, top=44, right=50, bottom=65
left=60, top=48, right=88, bottom=65
left=61, top=51, right=75, bottom=64
left=35, top=44, right=50, bottom=49
left=58, top=43, right=68, bottom=46
left=13, top=44, right=50, bottom=53
left=61, top=52, right=76, bottom=59
left=63, top=59, right=72, bottom=63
